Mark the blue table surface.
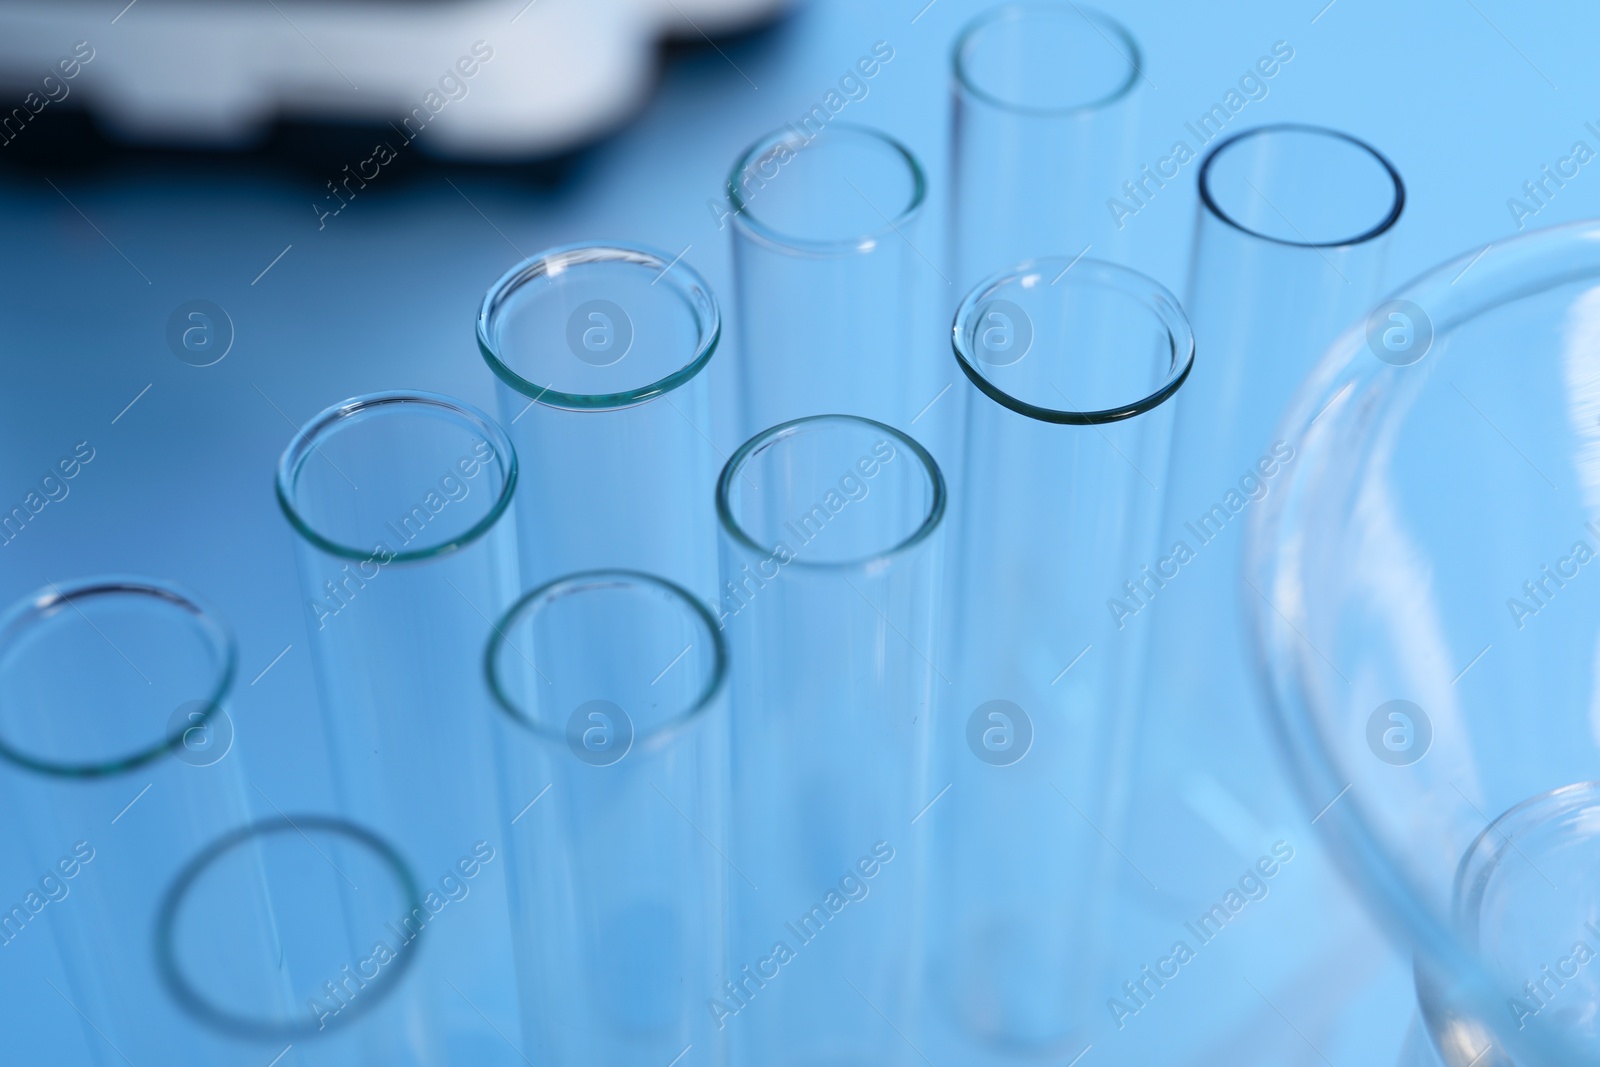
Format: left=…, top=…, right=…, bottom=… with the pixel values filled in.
left=1, top=0, right=1595, bottom=1061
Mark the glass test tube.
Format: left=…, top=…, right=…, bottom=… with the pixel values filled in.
left=0, top=578, right=415, bottom=1066
left=727, top=125, right=948, bottom=459
left=1139, top=125, right=1404, bottom=822
left=477, top=243, right=722, bottom=602
left=949, top=2, right=1143, bottom=294
left=926, top=260, right=1193, bottom=1060
left=277, top=391, right=526, bottom=1066
left=716, top=414, right=946, bottom=1067
left=484, top=570, right=727, bottom=1067
left=1173, top=124, right=1403, bottom=503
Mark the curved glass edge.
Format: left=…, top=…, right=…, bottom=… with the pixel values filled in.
left=275, top=389, right=518, bottom=565
left=716, top=414, right=948, bottom=571
left=725, top=123, right=929, bottom=256
left=1244, top=219, right=1600, bottom=1065
left=952, top=2, right=1143, bottom=118
left=155, top=815, right=423, bottom=1041
left=0, top=576, right=236, bottom=780
left=951, top=257, right=1195, bottom=425
left=1453, top=780, right=1600, bottom=935
left=476, top=242, right=721, bottom=410
left=1197, top=123, right=1406, bottom=250
left=485, top=569, right=729, bottom=750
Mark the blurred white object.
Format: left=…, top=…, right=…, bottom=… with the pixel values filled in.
left=0, top=0, right=793, bottom=159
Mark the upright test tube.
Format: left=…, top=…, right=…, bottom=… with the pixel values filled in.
left=1140, top=125, right=1403, bottom=818
left=926, top=259, right=1193, bottom=1060
left=949, top=2, right=1143, bottom=293
left=0, top=578, right=417, bottom=1065
left=716, top=414, right=946, bottom=1066
left=276, top=391, right=526, bottom=1066
left=485, top=570, right=727, bottom=1066
left=726, top=125, right=947, bottom=456
left=477, top=243, right=722, bottom=601
left=1173, top=124, right=1402, bottom=502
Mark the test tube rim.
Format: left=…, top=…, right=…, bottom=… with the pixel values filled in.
left=154, top=813, right=424, bottom=1040
left=485, top=568, right=728, bottom=749
left=951, top=1, right=1143, bottom=118
left=476, top=242, right=721, bottom=411
left=716, top=413, right=948, bottom=572
left=951, top=257, right=1195, bottom=425
left=1197, top=123, right=1406, bottom=250
left=275, top=389, right=519, bottom=565
left=725, top=123, right=928, bottom=256
left=0, top=575, right=236, bottom=779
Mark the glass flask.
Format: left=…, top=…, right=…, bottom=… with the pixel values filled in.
left=1250, top=218, right=1600, bottom=1066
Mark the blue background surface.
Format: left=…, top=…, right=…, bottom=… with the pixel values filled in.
left=2, top=0, right=1597, bottom=1060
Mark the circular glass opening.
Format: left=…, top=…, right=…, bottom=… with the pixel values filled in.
left=954, top=3, right=1141, bottom=114
left=718, top=415, right=945, bottom=568
left=728, top=125, right=926, bottom=251
left=0, top=577, right=235, bottom=778
left=487, top=570, right=725, bottom=758
left=477, top=244, right=720, bottom=410
left=1200, top=125, right=1404, bottom=247
left=276, top=391, right=517, bottom=564
left=158, top=816, right=421, bottom=1040
left=952, top=257, right=1193, bottom=424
